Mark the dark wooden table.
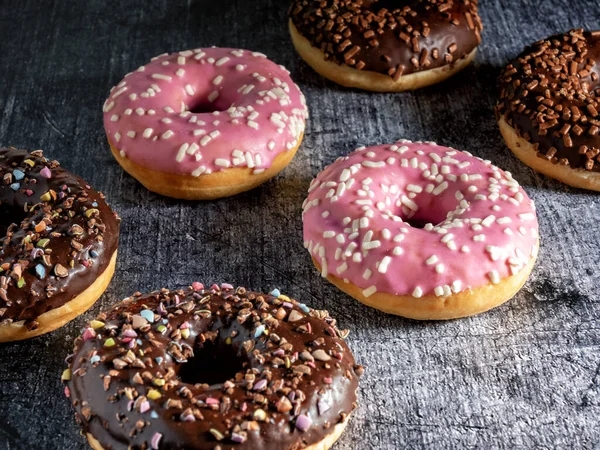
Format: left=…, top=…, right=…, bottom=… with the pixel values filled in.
left=1, top=0, right=599, bottom=448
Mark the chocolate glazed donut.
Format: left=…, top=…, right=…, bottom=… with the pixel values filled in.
left=64, top=284, right=363, bottom=450
left=289, top=0, right=482, bottom=91
left=496, top=29, right=600, bottom=191
left=0, top=148, right=119, bottom=341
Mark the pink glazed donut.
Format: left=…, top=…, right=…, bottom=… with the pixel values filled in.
left=103, top=48, right=308, bottom=199
left=302, top=141, right=540, bottom=320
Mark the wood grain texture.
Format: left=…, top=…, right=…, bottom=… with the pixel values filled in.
left=0, top=0, right=599, bottom=448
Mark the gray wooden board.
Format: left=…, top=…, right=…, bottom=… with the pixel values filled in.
left=0, top=0, right=599, bottom=448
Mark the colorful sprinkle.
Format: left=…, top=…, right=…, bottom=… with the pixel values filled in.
left=39, top=167, right=52, bottom=178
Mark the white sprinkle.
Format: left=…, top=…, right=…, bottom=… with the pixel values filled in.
left=208, top=91, right=219, bottom=102
left=213, top=75, right=224, bottom=86
left=340, top=168, right=351, bottom=182
left=362, top=269, right=372, bottom=280
left=126, top=131, right=136, bottom=138
left=482, top=215, right=496, bottom=227
left=488, top=271, right=500, bottom=284
left=441, top=234, right=454, bottom=243
left=215, top=158, right=230, bottom=168
left=151, top=74, right=172, bottom=81
left=323, top=231, right=336, bottom=238
left=435, top=264, right=445, bottom=274
left=176, top=144, right=189, bottom=162
left=236, top=64, right=245, bottom=71
left=432, top=181, right=449, bottom=196
left=177, top=56, right=186, bottom=65
left=192, top=166, right=206, bottom=176
left=193, top=129, right=206, bottom=137
left=110, top=114, right=119, bottom=122
left=451, top=280, right=462, bottom=293
left=114, top=132, right=121, bottom=142
left=393, top=246, right=403, bottom=256
left=401, top=195, right=418, bottom=211
left=426, top=255, right=438, bottom=265
left=406, top=184, right=423, bottom=193
left=162, top=130, right=174, bottom=139
left=187, top=143, right=200, bottom=154
left=320, top=258, right=328, bottom=278
left=215, top=57, right=230, bottom=66
left=104, top=101, right=115, bottom=112
left=473, top=234, right=485, bottom=241
left=485, top=245, right=501, bottom=261
left=336, top=263, right=348, bottom=275
left=412, top=287, right=423, bottom=298
left=183, top=84, right=195, bottom=96
left=434, top=286, right=445, bottom=297
left=247, top=120, right=259, bottom=129
left=362, top=160, right=386, bottom=168
left=362, top=285, right=377, bottom=298
left=519, top=213, right=535, bottom=221
left=378, top=256, right=392, bottom=274
left=143, top=128, right=153, bottom=138
left=429, top=152, right=441, bottom=162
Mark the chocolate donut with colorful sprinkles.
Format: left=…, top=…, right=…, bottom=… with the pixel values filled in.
left=0, top=148, right=119, bottom=342
left=64, top=283, right=363, bottom=450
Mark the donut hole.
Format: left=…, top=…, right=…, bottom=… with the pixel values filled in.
left=395, top=194, right=454, bottom=229
left=187, top=99, right=222, bottom=114
left=402, top=217, right=431, bottom=229
left=178, top=337, right=245, bottom=386
left=0, top=203, right=26, bottom=237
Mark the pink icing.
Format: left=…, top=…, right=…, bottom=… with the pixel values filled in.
left=103, top=48, right=308, bottom=176
left=302, top=141, right=539, bottom=299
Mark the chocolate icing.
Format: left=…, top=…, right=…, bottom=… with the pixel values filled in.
left=0, top=148, right=119, bottom=328
left=496, top=29, right=600, bottom=171
left=289, top=0, right=482, bottom=77
left=65, top=285, right=363, bottom=450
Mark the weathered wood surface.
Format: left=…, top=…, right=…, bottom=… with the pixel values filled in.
left=0, top=0, right=599, bottom=448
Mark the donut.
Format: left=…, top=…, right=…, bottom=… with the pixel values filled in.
left=0, top=148, right=119, bottom=342
left=496, top=29, right=600, bottom=191
left=103, top=48, right=308, bottom=200
left=288, top=0, right=482, bottom=92
left=63, top=283, right=363, bottom=450
left=302, top=141, right=539, bottom=320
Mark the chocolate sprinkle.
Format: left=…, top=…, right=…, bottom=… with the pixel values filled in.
left=0, top=148, right=119, bottom=323
left=496, top=29, right=600, bottom=171
left=65, top=284, right=363, bottom=449
left=289, top=0, right=482, bottom=78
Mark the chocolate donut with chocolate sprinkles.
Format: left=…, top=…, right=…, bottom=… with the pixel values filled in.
left=0, top=148, right=119, bottom=341
left=496, top=29, right=600, bottom=191
left=289, top=0, right=482, bottom=91
left=63, top=283, right=363, bottom=450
